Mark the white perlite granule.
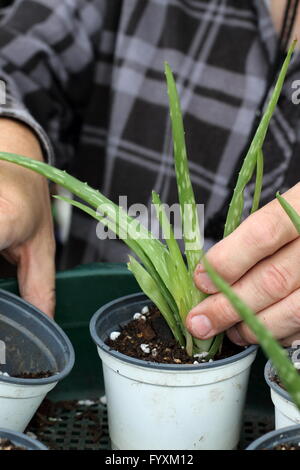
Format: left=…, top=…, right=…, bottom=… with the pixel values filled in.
left=141, top=306, right=149, bottom=315
left=140, top=344, right=150, bottom=354
left=133, top=313, right=146, bottom=321
left=100, top=395, right=107, bottom=405
left=193, top=352, right=208, bottom=359
left=0, top=371, right=10, bottom=377
left=151, top=348, right=158, bottom=357
left=78, top=399, right=96, bottom=406
left=109, top=331, right=121, bottom=341
left=294, top=362, right=300, bottom=370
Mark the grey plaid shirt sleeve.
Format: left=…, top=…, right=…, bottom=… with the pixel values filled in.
left=0, top=68, right=55, bottom=164
left=0, top=0, right=103, bottom=165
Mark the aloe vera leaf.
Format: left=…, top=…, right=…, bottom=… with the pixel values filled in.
left=251, top=149, right=264, bottom=214
left=276, top=192, right=300, bottom=234
left=0, top=151, right=183, bottom=315
left=54, top=195, right=180, bottom=317
left=178, top=298, right=193, bottom=356
left=203, top=257, right=300, bottom=410
left=192, top=336, right=218, bottom=355
left=224, top=41, right=296, bottom=237
left=165, top=63, right=203, bottom=276
left=57, top=193, right=209, bottom=355
left=0, top=150, right=206, bottom=354
left=55, top=195, right=185, bottom=345
left=204, top=333, right=224, bottom=360
left=152, top=191, right=201, bottom=307
left=152, top=191, right=214, bottom=353
left=127, top=256, right=184, bottom=345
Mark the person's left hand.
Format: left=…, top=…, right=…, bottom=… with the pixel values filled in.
left=186, top=183, right=300, bottom=347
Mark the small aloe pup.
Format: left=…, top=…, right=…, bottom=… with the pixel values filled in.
left=0, top=42, right=295, bottom=358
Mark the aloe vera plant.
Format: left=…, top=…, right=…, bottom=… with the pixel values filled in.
left=0, top=42, right=295, bottom=358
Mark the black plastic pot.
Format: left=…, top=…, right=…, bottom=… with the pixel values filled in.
left=0, top=428, right=47, bottom=450
left=0, top=289, right=75, bottom=431
left=246, top=424, right=300, bottom=449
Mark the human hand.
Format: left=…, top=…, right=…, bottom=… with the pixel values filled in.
left=186, top=183, right=300, bottom=347
left=0, top=119, right=55, bottom=318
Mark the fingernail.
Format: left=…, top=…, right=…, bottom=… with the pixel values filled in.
left=195, top=263, right=205, bottom=274
left=195, top=271, right=216, bottom=293
left=189, top=315, right=213, bottom=338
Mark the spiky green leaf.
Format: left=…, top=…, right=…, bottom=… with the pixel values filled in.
left=224, top=40, right=296, bottom=236
left=165, top=62, right=203, bottom=275
left=127, top=256, right=184, bottom=345
left=276, top=192, right=300, bottom=234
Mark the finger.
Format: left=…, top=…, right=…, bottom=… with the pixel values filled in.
left=187, top=237, right=300, bottom=339
left=280, top=334, right=300, bottom=348
left=16, top=234, right=56, bottom=318
left=194, top=184, right=300, bottom=294
left=0, top=200, right=24, bottom=250
left=226, top=287, right=300, bottom=346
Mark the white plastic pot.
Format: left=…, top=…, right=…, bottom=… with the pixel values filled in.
left=0, top=289, right=75, bottom=432
left=90, top=293, right=257, bottom=450
left=0, top=380, right=57, bottom=432
left=265, top=360, right=300, bottom=429
left=247, top=424, right=300, bottom=450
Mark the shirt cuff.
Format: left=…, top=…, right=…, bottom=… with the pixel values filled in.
left=0, top=74, right=55, bottom=165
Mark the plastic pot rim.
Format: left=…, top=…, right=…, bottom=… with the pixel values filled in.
left=90, top=291, right=258, bottom=372
left=246, top=424, right=300, bottom=450
left=0, top=427, right=48, bottom=450
left=264, top=359, right=293, bottom=403
left=0, top=289, right=75, bottom=386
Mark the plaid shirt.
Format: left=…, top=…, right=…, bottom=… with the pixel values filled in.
left=0, top=0, right=299, bottom=268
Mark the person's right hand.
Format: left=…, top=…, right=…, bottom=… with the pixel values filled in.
left=0, top=118, right=56, bottom=318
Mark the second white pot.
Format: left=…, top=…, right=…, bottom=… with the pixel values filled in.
left=90, top=293, right=257, bottom=450
left=0, top=380, right=57, bottom=432
left=0, top=289, right=75, bottom=432
left=265, top=360, right=300, bottom=428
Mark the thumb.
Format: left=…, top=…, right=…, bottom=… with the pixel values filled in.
left=16, top=239, right=56, bottom=318
left=186, top=292, right=239, bottom=340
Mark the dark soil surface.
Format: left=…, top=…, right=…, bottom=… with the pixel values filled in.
left=14, top=371, right=54, bottom=379
left=271, top=443, right=300, bottom=450
left=0, top=438, right=25, bottom=450
left=106, top=306, right=243, bottom=364
left=272, top=368, right=300, bottom=390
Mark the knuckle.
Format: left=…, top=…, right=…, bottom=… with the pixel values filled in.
left=206, top=243, right=223, bottom=268
left=211, top=294, right=237, bottom=326
left=245, top=212, right=280, bottom=255
left=259, top=263, right=292, bottom=300
left=207, top=243, right=237, bottom=280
